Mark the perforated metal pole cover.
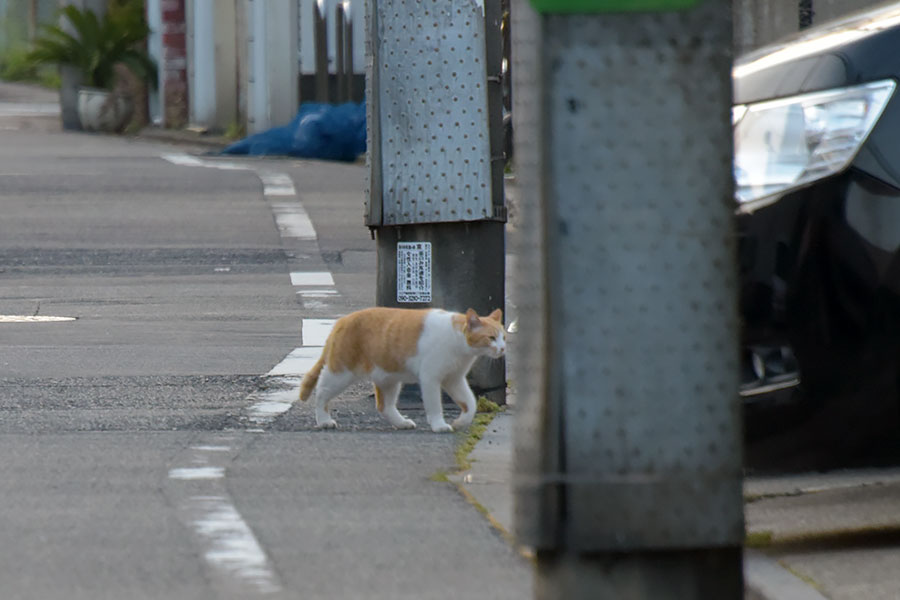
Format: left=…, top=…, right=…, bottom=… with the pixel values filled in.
left=366, top=0, right=495, bottom=226
left=512, top=0, right=744, bottom=552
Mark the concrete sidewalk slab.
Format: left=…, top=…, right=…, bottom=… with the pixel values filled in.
left=459, top=410, right=900, bottom=599
left=746, top=477, right=900, bottom=543
left=744, top=550, right=829, bottom=600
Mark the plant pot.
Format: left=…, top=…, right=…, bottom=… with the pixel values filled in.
left=77, top=87, right=133, bottom=133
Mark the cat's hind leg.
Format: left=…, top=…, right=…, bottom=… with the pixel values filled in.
left=420, top=379, right=453, bottom=433
left=444, top=375, right=478, bottom=430
left=313, top=367, right=354, bottom=429
left=374, top=381, right=416, bottom=430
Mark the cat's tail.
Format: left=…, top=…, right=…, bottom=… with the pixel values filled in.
left=299, top=355, right=324, bottom=402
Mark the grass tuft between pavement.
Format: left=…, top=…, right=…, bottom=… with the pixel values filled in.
left=428, top=397, right=503, bottom=482
left=454, top=397, right=503, bottom=471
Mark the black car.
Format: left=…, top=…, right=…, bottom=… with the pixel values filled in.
left=734, top=2, right=900, bottom=470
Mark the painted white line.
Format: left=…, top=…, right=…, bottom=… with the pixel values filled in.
left=266, top=346, right=323, bottom=376
left=160, top=155, right=338, bottom=323
left=208, top=161, right=250, bottom=171
left=0, top=315, right=77, bottom=323
left=263, top=320, right=335, bottom=377
left=290, top=271, right=334, bottom=286
left=167, top=437, right=283, bottom=593
left=259, top=172, right=296, bottom=196
left=188, top=495, right=282, bottom=594
left=0, top=103, right=60, bottom=116
left=161, top=153, right=251, bottom=172
left=169, top=467, right=225, bottom=480
left=302, top=300, right=328, bottom=310
left=303, top=318, right=336, bottom=347
left=247, top=400, right=293, bottom=420
left=161, top=153, right=206, bottom=167
left=297, top=293, right=338, bottom=303
left=271, top=203, right=316, bottom=239
left=245, top=384, right=301, bottom=424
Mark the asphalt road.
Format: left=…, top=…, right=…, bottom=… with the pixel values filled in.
left=0, top=94, right=531, bottom=599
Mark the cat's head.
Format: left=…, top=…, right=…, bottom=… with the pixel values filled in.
left=463, top=308, right=506, bottom=359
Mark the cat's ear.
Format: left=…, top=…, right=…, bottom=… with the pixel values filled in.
left=488, top=309, right=502, bottom=323
left=465, top=308, right=481, bottom=331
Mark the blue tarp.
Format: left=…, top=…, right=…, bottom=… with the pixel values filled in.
left=221, top=101, right=366, bottom=162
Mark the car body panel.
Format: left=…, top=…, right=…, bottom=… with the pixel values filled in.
left=735, top=2, right=900, bottom=470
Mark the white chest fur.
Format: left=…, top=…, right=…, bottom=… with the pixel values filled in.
left=407, top=310, right=477, bottom=381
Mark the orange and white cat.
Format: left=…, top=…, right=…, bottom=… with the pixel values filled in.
left=299, top=307, right=505, bottom=432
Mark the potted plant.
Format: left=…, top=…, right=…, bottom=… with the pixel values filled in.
left=26, top=1, right=157, bottom=132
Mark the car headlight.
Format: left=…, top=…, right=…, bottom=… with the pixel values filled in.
left=733, top=79, right=896, bottom=205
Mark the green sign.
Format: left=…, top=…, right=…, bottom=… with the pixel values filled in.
left=529, top=0, right=701, bottom=13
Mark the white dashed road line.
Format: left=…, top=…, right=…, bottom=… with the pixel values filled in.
left=0, top=103, right=60, bottom=117
left=258, top=172, right=296, bottom=196
left=263, top=319, right=336, bottom=377
left=301, top=318, right=336, bottom=347
left=289, top=271, right=335, bottom=286
left=265, top=346, right=323, bottom=377
left=271, top=202, right=317, bottom=239
left=161, top=154, right=353, bottom=595
left=165, top=437, right=283, bottom=595
left=160, top=153, right=207, bottom=168
left=162, top=153, right=342, bottom=595
left=168, top=466, right=226, bottom=480
left=251, top=317, right=336, bottom=428
left=296, top=289, right=339, bottom=297
left=188, top=496, right=282, bottom=594
left=0, top=315, right=77, bottom=323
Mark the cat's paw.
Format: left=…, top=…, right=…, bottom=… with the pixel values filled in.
left=451, top=416, right=473, bottom=430
left=316, top=418, right=338, bottom=430
left=430, top=422, right=454, bottom=433
left=395, top=418, right=416, bottom=430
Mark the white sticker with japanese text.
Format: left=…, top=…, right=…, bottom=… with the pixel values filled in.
left=397, top=242, right=432, bottom=303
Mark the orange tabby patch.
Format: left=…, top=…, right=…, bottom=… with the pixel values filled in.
left=374, top=385, right=385, bottom=413
left=463, top=308, right=502, bottom=349
left=324, top=307, right=427, bottom=374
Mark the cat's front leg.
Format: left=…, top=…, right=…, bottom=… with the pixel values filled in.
left=420, top=380, right=453, bottom=433
left=444, top=376, right=477, bottom=430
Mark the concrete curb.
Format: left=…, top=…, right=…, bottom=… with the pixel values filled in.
left=449, top=411, right=517, bottom=537
left=744, top=550, right=829, bottom=600
left=456, top=411, right=847, bottom=600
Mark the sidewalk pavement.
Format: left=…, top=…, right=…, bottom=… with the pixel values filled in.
left=458, top=408, right=900, bottom=599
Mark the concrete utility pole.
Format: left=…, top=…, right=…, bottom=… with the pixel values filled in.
left=511, top=1, right=744, bottom=598
left=365, top=0, right=508, bottom=404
